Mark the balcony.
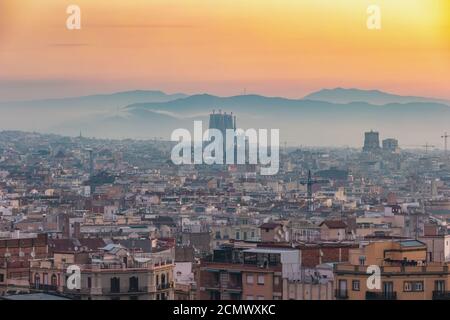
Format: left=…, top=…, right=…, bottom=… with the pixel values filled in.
left=223, top=283, right=242, bottom=292
left=157, top=283, right=172, bottom=290
left=335, top=289, right=348, bottom=300
left=63, top=287, right=92, bottom=295
left=33, top=284, right=58, bottom=292
left=366, top=291, right=397, bottom=300
left=203, top=282, right=220, bottom=291
left=128, top=286, right=148, bottom=293
left=104, top=286, right=148, bottom=295
left=433, top=291, right=450, bottom=300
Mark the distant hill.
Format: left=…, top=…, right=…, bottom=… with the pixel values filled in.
left=97, top=93, right=450, bottom=146
left=0, top=90, right=187, bottom=110
left=1, top=89, right=449, bottom=147
left=304, top=88, right=450, bottom=106
left=0, top=90, right=187, bottom=135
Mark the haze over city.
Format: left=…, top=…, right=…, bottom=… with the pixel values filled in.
left=0, top=0, right=449, bottom=305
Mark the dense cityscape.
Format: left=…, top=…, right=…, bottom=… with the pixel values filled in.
left=1, top=113, right=450, bottom=301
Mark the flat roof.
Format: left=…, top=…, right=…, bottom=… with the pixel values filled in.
left=398, top=240, right=425, bottom=247
left=244, top=248, right=296, bottom=254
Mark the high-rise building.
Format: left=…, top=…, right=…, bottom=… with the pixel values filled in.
left=208, top=110, right=237, bottom=162
left=363, top=130, right=380, bottom=152
left=208, top=110, right=236, bottom=135
left=382, top=138, right=399, bottom=152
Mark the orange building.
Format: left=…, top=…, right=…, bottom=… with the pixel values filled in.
left=334, top=240, right=450, bottom=300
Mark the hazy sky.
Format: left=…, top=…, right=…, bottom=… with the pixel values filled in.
left=0, top=0, right=449, bottom=101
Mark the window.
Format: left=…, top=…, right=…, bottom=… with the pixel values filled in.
left=404, top=281, right=424, bottom=292
left=34, top=274, right=41, bottom=288
left=274, top=276, right=280, bottom=286
left=257, top=275, right=265, bottom=285
left=110, top=277, right=120, bottom=293
left=404, top=281, right=412, bottom=292
left=129, top=276, right=139, bottom=292
left=235, top=232, right=240, bottom=240
left=243, top=232, right=247, bottom=240
left=435, top=280, right=445, bottom=292
left=352, top=280, right=360, bottom=291
left=359, top=256, right=366, bottom=266
left=0, top=274, right=4, bottom=283
left=87, top=277, right=92, bottom=289
left=414, top=281, right=424, bottom=292
left=246, top=274, right=254, bottom=284
left=338, top=280, right=347, bottom=296
left=51, top=274, right=58, bottom=287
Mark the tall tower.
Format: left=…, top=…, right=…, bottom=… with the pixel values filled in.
left=208, top=110, right=236, bottom=162
left=86, top=149, right=94, bottom=177
left=363, top=130, right=381, bottom=152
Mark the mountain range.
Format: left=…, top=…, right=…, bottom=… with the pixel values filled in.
left=0, top=88, right=449, bottom=147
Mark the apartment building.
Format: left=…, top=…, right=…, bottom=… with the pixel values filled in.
left=29, top=246, right=175, bottom=300
left=283, top=263, right=334, bottom=300
left=197, top=245, right=300, bottom=300
left=334, top=239, right=450, bottom=300
left=418, top=234, right=450, bottom=263
left=0, top=233, right=49, bottom=294
left=319, top=220, right=347, bottom=241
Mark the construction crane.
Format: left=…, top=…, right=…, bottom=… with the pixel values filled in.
left=403, top=143, right=436, bottom=154
left=441, top=132, right=449, bottom=157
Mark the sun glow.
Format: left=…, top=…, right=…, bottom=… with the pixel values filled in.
left=0, top=0, right=448, bottom=100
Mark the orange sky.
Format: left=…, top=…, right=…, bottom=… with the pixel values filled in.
left=0, top=0, right=449, bottom=100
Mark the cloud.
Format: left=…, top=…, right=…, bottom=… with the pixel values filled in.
left=48, top=43, right=90, bottom=47
left=84, top=24, right=195, bottom=29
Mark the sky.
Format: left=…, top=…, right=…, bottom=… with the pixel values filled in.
left=0, top=0, right=449, bottom=101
